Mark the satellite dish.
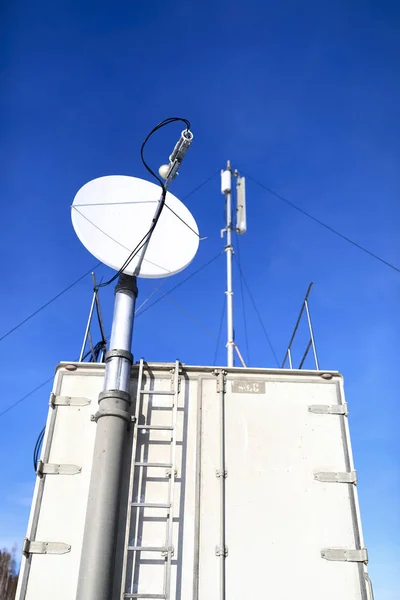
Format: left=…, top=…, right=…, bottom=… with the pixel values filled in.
left=71, top=175, right=199, bottom=278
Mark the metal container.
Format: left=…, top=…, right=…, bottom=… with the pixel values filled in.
left=17, top=361, right=371, bottom=600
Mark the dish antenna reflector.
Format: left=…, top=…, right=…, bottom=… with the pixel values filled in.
left=71, top=175, right=199, bottom=278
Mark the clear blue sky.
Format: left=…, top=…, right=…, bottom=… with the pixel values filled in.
left=1, top=1, right=399, bottom=598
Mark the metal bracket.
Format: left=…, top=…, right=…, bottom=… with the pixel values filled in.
left=216, top=469, right=228, bottom=478
left=314, top=471, right=357, bottom=484
left=105, top=349, right=133, bottom=364
left=172, top=376, right=181, bottom=394
left=50, top=394, right=91, bottom=407
left=308, top=403, right=348, bottom=416
left=22, top=538, right=71, bottom=556
left=36, top=461, right=81, bottom=476
left=321, top=548, right=368, bottom=563
left=215, top=545, right=228, bottom=557
left=161, top=546, right=174, bottom=558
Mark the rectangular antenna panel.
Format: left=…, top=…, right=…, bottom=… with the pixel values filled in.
left=236, top=175, right=247, bottom=234
left=221, top=169, right=231, bottom=194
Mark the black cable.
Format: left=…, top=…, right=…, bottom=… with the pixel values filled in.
left=136, top=250, right=224, bottom=318
left=94, top=287, right=107, bottom=349
left=236, top=235, right=250, bottom=366
left=31, top=339, right=105, bottom=472
left=81, top=340, right=107, bottom=362
left=0, top=251, right=224, bottom=421
left=182, top=170, right=220, bottom=201
left=233, top=253, right=279, bottom=366
left=96, top=117, right=192, bottom=290
left=0, top=168, right=216, bottom=349
left=163, top=203, right=200, bottom=238
left=0, top=377, right=54, bottom=419
left=0, top=264, right=101, bottom=344
left=243, top=171, right=400, bottom=276
left=213, top=298, right=226, bottom=365
left=33, top=426, right=45, bottom=472
left=140, top=117, right=190, bottom=190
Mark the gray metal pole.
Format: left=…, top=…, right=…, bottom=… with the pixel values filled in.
left=77, top=273, right=138, bottom=600
left=222, top=161, right=235, bottom=368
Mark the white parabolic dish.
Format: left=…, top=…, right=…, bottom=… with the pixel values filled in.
left=71, top=175, right=200, bottom=278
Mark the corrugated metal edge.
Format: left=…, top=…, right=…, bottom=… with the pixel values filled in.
left=16, top=371, right=64, bottom=599
left=336, top=378, right=371, bottom=599
left=55, top=361, right=342, bottom=380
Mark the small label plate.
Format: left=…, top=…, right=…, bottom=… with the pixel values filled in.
left=231, top=380, right=266, bottom=394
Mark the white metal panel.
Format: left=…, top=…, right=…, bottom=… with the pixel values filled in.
left=17, top=368, right=104, bottom=600
left=222, top=375, right=362, bottom=599
left=17, top=364, right=369, bottom=600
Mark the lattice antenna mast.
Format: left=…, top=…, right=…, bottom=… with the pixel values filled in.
left=221, top=161, right=247, bottom=367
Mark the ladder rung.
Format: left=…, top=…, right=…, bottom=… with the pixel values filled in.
left=134, top=462, right=172, bottom=468
left=140, top=390, right=174, bottom=396
left=124, top=595, right=166, bottom=599
left=138, top=425, right=174, bottom=431
left=131, top=502, right=171, bottom=508
left=127, top=546, right=170, bottom=552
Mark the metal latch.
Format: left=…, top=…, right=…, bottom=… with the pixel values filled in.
left=36, top=461, right=82, bottom=476
left=50, top=394, right=91, bottom=407
left=215, top=545, right=228, bottom=557
left=314, top=471, right=357, bottom=484
left=22, top=538, right=71, bottom=556
left=321, top=548, right=368, bottom=563
left=308, top=403, right=348, bottom=415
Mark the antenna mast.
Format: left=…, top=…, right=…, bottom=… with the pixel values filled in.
left=221, top=161, right=247, bottom=367
left=75, top=125, right=195, bottom=600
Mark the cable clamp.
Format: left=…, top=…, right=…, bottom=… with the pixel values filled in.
left=105, top=349, right=133, bottom=364
left=92, top=408, right=131, bottom=423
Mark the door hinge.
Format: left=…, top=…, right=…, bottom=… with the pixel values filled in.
left=321, top=548, right=368, bottom=563
left=165, top=468, right=178, bottom=479
left=161, top=546, right=174, bottom=558
left=314, top=471, right=357, bottom=484
left=50, top=393, right=91, bottom=407
left=215, top=545, right=228, bottom=557
left=308, top=403, right=348, bottom=415
left=36, top=461, right=82, bottom=476
left=216, top=469, right=228, bottom=478
left=215, top=371, right=226, bottom=393
left=22, top=538, right=71, bottom=556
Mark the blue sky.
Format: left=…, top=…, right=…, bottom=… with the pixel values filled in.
left=1, top=0, right=399, bottom=597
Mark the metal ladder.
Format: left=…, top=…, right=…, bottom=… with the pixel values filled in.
left=121, top=359, right=181, bottom=600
